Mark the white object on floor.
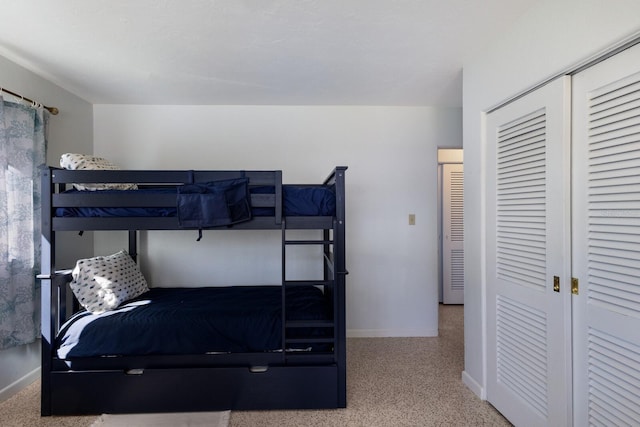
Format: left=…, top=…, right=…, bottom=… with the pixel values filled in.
left=91, top=410, right=230, bottom=427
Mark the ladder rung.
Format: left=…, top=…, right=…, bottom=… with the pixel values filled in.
left=284, top=353, right=335, bottom=363
left=285, top=239, right=333, bottom=245
left=286, top=320, right=335, bottom=328
left=284, top=280, right=333, bottom=287
left=286, top=338, right=335, bottom=344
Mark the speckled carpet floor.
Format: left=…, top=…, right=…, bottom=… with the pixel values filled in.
left=0, top=305, right=510, bottom=427
left=230, top=304, right=510, bottom=427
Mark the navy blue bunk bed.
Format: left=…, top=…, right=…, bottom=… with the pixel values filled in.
left=39, top=166, right=347, bottom=416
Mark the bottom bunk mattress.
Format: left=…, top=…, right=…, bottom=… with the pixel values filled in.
left=56, top=286, right=330, bottom=359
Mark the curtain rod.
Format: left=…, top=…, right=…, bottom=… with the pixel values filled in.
left=1, top=87, right=59, bottom=115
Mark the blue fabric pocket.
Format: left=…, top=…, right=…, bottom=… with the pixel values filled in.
left=177, top=178, right=251, bottom=228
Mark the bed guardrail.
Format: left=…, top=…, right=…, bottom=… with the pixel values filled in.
left=43, top=167, right=284, bottom=230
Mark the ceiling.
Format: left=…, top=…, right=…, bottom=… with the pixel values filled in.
left=0, top=0, right=535, bottom=107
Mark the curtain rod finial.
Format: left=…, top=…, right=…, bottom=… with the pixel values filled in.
left=47, top=106, right=59, bottom=115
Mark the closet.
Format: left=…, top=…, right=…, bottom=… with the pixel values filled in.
left=485, top=42, right=640, bottom=426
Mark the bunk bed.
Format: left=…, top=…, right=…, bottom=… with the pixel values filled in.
left=39, top=165, right=347, bottom=416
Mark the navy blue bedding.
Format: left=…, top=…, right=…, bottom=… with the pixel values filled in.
left=56, top=286, right=330, bottom=359
left=55, top=186, right=335, bottom=218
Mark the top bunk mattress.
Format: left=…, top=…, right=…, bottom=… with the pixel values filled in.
left=55, top=185, right=335, bottom=218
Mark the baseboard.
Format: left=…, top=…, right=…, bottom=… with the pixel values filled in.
left=462, top=370, right=485, bottom=400
left=0, top=367, right=40, bottom=403
left=347, top=328, right=438, bottom=338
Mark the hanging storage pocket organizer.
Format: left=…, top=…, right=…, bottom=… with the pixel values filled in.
left=177, top=178, right=252, bottom=228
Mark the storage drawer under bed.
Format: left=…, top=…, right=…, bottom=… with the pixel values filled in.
left=48, top=365, right=339, bottom=415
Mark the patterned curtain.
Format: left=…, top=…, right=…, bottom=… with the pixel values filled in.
left=0, top=97, right=47, bottom=350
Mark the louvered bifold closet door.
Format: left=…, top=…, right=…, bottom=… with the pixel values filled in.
left=443, top=163, right=464, bottom=304
left=486, top=76, right=572, bottom=427
left=572, top=42, right=640, bottom=427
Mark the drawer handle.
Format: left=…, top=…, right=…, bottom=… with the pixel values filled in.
left=125, top=368, right=144, bottom=375
left=249, top=366, right=269, bottom=373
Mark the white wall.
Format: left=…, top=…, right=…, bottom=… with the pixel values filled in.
left=0, top=55, right=93, bottom=401
left=462, top=0, right=640, bottom=398
left=94, top=105, right=462, bottom=337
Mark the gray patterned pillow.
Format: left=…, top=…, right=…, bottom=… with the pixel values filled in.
left=70, top=250, right=149, bottom=313
left=60, top=153, right=138, bottom=191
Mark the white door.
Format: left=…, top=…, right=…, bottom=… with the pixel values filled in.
left=443, top=163, right=464, bottom=304
left=486, top=76, right=572, bottom=426
left=572, top=42, right=640, bottom=426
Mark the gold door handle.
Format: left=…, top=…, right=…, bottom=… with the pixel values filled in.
left=553, top=276, right=560, bottom=293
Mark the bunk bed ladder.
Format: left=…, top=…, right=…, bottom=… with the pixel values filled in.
left=281, top=222, right=337, bottom=364
left=280, top=166, right=348, bottom=407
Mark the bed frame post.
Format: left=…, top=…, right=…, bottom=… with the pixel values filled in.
left=39, top=166, right=54, bottom=416
left=128, top=230, right=137, bottom=261
left=331, top=166, right=348, bottom=408
left=274, top=171, right=283, bottom=226
left=280, top=218, right=287, bottom=359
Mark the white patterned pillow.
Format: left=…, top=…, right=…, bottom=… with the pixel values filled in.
left=70, top=250, right=149, bottom=313
left=60, top=153, right=137, bottom=191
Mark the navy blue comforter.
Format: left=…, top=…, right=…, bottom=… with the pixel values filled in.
left=56, top=286, right=330, bottom=358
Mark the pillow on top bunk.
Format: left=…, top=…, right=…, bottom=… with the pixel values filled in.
left=69, top=250, right=149, bottom=314
left=60, top=153, right=138, bottom=191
